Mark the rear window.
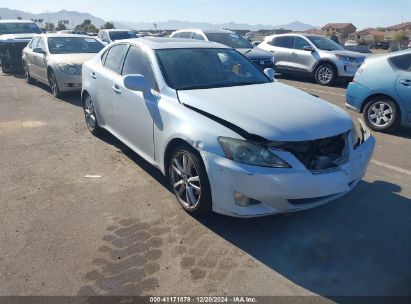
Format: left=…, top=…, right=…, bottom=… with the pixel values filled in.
left=389, top=54, right=411, bottom=71
left=0, top=22, right=41, bottom=35
left=271, top=36, right=292, bottom=48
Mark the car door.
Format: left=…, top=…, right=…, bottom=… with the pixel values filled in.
left=267, top=36, right=292, bottom=70
left=31, top=37, right=48, bottom=83
left=289, top=36, right=317, bottom=73
left=25, top=37, right=39, bottom=77
left=392, top=54, right=411, bottom=119
left=396, top=70, right=411, bottom=116
left=113, top=45, right=158, bottom=161
left=92, top=43, right=129, bottom=129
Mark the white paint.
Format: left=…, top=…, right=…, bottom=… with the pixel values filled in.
left=84, top=175, right=102, bottom=178
left=371, top=160, right=411, bottom=176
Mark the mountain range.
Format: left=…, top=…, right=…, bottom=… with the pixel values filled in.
left=0, top=7, right=318, bottom=31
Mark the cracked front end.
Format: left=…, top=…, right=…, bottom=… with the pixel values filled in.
left=201, top=122, right=375, bottom=217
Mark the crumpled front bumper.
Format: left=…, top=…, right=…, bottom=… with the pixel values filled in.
left=54, top=68, right=82, bottom=92
left=201, top=124, right=375, bottom=218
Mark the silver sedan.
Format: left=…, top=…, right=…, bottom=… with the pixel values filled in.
left=22, top=34, right=104, bottom=97
left=82, top=37, right=375, bottom=218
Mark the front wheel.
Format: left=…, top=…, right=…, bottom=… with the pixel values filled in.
left=363, top=97, right=400, bottom=132
left=314, top=63, right=336, bottom=86
left=48, top=70, right=62, bottom=98
left=168, top=144, right=212, bottom=216
left=24, top=63, right=34, bottom=84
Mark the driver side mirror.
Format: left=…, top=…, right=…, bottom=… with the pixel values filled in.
left=33, top=48, right=46, bottom=55
left=123, top=74, right=152, bottom=95
left=264, top=68, right=275, bottom=81
left=303, top=46, right=314, bottom=52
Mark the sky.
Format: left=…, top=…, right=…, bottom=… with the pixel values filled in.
left=1, top=0, right=410, bottom=29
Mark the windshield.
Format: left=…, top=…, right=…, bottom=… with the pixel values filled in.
left=0, top=22, right=41, bottom=35
left=156, top=48, right=270, bottom=90
left=109, top=31, right=137, bottom=41
left=47, top=37, right=104, bottom=54
left=307, top=36, right=344, bottom=51
left=205, top=33, right=252, bottom=49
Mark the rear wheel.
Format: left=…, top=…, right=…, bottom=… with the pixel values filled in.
left=314, top=63, right=336, bottom=86
left=48, top=70, right=62, bottom=98
left=1, top=61, right=12, bottom=74
left=83, top=94, right=102, bottom=136
left=168, top=144, right=212, bottom=216
left=363, top=97, right=400, bottom=132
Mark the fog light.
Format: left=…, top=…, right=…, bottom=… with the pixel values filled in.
left=234, top=192, right=261, bottom=207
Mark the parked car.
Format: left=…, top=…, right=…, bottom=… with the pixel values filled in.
left=22, top=34, right=105, bottom=97
left=57, top=30, right=88, bottom=35
left=345, top=40, right=358, bottom=47
left=170, top=29, right=274, bottom=71
left=81, top=37, right=375, bottom=217
left=258, top=34, right=366, bottom=85
left=346, top=49, right=411, bottom=132
left=373, top=41, right=390, bottom=50
left=0, top=19, right=42, bottom=73
left=97, top=29, right=138, bottom=45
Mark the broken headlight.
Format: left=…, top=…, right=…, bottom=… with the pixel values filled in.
left=218, top=137, right=291, bottom=168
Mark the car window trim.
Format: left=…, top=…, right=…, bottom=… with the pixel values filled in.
left=121, top=44, right=160, bottom=92
left=102, top=43, right=129, bottom=75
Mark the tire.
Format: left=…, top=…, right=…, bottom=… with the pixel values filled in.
left=48, top=70, right=62, bottom=98
left=314, top=63, right=336, bottom=86
left=363, top=97, right=400, bottom=132
left=83, top=94, right=102, bottom=136
left=168, top=143, right=212, bottom=216
left=24, top=63, right=34, bottom=84
left=1, top=63, right=12, bottom=74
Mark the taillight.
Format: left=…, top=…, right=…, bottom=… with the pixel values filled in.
left=353, top=64, right=365, bottom=82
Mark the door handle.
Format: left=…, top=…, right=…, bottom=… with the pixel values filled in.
left=112, top=85, right=121, bottom=94
left=291, top=52, right=297, bottom=56
left=399, top=79, right=411, bottom=87
left=91, top=72, right=97, bottom=79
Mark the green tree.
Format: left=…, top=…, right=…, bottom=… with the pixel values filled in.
left=101, top=22, right=115, bottom=29
left=74, top=19, right=98, bottom=33
left=394, top=31, right=409, bottom=42
left=56, top=20, right=67, bottom=31
left=44, top=22, right=55, bottom=32
left=86, top=24, right=98, bottom=33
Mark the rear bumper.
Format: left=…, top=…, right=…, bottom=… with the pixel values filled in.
left=201, top=129, right=375, bottom=218
left=0, top=41, right=29, bottom=69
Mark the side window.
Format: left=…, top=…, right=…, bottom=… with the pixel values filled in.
left=103, top=44, right=129, bottom=74
left=172, top=32, right=180, bottom=38
left=390, top=54, right=411, bottom=71
left=271, top=36, right=292, bottom=48
left=179, top=32, right=192, bottom=39
left=192, top=33, right=205, bottom=40
left=37, top=37, right=45, bottom=50
left=98, top=32, right=103, bottom=39
left=292, top=36, right=311, bottom=50
left=101, top=49, right=109, bottom=65
left=29, top=37, right=40, bottom=49
left=122, top=46, right=158, bottom=91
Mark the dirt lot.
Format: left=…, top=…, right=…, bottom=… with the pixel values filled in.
left=0, top=72, right=411, bottom=298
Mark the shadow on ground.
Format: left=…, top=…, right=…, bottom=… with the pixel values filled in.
left=276, top=73, right=349, bottom=89
left=87, top=131, right=411, bottom=296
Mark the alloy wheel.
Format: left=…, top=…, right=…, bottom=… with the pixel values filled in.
left=367, top=101, right=393, bottom=128
left=170, top=152, right=202, bottom=210
left=84, top=96, right=97, bottom=131
left=317, top=66, right=333, bottom=84
left=49, top=72, right=59, bottom=97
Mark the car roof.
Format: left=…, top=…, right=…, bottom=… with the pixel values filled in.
left=0, top=19, right=36, bottom=24
left=173, top=29, right=235, bottom=34
left=34, top=33, right=95, bottom=39
left=101, top=29, right=133, bottom=32
left=123, top=37, right=231, bottom=50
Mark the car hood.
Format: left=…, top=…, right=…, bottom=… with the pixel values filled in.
left=49, top=53, right=97, bottom=65
left=237, top=48, right=273, bottom=60
left=0, top=33, right=36, bottom=42
left=178, top=82, right=352, bottom=141
left=328, top=49, right=366, bottom=58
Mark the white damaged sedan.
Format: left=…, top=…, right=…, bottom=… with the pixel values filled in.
left=82, top=37, right=375, bottom=217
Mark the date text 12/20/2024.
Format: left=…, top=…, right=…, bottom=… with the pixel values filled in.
left=150, top=296, right=258, bottom=303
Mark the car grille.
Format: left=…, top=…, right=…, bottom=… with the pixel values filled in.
left=251, top=59, right=274, bottom=70
left=267, top=132, right=349, bottom=173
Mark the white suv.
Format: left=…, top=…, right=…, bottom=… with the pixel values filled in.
left=170, top=29, right=275, bottom=71
left=258, top=34, right=366, bottom=86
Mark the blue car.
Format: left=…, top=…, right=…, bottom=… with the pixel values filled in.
left=346, top=50, right=411, bottom=132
